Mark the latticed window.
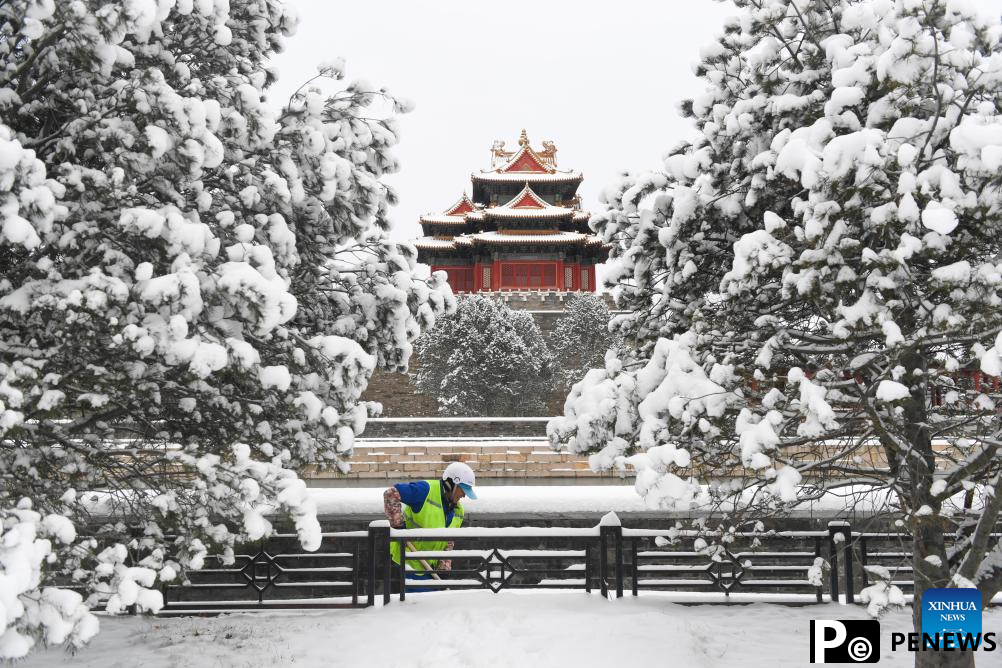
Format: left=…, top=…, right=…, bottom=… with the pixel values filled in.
left=482, top=266, right=491, bottom=290
left=564, top=267, right=573, bottom=290
left=580, top=268, right=589, bottom=290
left=500, top=263, right=557, bottom=289
left=445, top=267, right=473, bottom=293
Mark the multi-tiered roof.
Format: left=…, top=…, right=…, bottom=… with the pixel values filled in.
left=414, top=131, right=607, bottom=293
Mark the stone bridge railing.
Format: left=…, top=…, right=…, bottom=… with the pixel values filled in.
left=157, top=518, right=1000, bottom=614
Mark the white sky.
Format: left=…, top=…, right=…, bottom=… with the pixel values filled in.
left=267, top=0, right=737, bottom=241
left=268, top=0, right=1002, bottom=242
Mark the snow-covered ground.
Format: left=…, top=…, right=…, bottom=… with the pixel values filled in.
left=22, top=592, right=999, bottom=668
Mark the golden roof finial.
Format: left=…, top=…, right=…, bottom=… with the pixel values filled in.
left=518, top=128, right=529, bottom=147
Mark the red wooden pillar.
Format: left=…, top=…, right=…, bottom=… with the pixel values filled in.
left=473, top=262, right=483, bottom=292
left=556, top=259, right=565, bottom=291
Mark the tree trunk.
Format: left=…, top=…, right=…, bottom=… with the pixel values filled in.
left=903, top=351, right=976, bottom=668
left=911, top=516, right=975, bottom=668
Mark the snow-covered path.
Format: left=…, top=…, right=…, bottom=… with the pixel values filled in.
left=23, top=592, right=1000, bottom=667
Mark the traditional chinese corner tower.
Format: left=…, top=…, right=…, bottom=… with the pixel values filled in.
left=414, top=130, right=608, bottom=293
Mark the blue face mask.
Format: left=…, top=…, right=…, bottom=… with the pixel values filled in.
left=458, top=482, right=477, bottom=500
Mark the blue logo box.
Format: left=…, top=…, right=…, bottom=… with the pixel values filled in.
left=922, top=588, right=982, bottom=649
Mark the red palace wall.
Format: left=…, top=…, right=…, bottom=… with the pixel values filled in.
left=432, top=260, right=596, bottom=293
left=435, top=266, right=474, bottom=293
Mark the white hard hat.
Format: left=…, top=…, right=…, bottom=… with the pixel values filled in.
left=442, top=461, right=477, bottom=499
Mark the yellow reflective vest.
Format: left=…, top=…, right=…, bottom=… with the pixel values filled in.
left=389, top=480, right=464, bottom=575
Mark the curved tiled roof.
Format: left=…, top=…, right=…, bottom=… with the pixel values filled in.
left=419, top=193, right=479, bottom=225
left=485, top=208, right=574, bottom=220
left=476, top=133, right=581, bottom=182
left=413, top=237, right=458, bottom=250
left=416, top=232, right=608, bottom=252
left=419, top=215, right=468, bottom=226
left=484, top=184, right=575, bottom=220
left=414, top=133, right=603, bottom=261
left=471, top=170, right=583, bottom=183
left=495, top=145, right=552, bottom=174
left=443, top=194, right=477, bottom=216
left=457, top=231, right=590, bottom=246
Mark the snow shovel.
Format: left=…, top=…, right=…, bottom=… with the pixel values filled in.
left=406, top=541, right=442, bottom=580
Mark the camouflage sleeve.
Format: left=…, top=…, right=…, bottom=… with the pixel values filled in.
left=439, top=541, right=454, bottom=571
left=384, top=487, right=404, bottom=528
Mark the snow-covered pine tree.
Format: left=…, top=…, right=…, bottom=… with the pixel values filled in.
left=0, top=0, right=449, bottom=655
left=549, top=2, right=1002, bottom=663
left=549, top=294, right=620, bottom=394
left=414, top=295, right=553, bottom=416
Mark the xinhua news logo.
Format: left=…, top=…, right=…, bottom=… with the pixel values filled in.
left=920, top=588, right=982, bottom=650
left=810, top=620, right=880, bottom=663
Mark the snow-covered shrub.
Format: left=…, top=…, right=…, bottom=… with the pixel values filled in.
left=0, top=500, right=97, bottom=659
left=859, top=565, right=906, bottom=618
left=550, top=0, right=1002, bottom=653
left=0, top=0, right=449, bottom=653
left=549, top=294, right=621, bottom=393
left=413, top=295, right=553, bottom=416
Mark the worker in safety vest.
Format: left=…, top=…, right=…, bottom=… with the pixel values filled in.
left=383, top=462, right=476, bottom=588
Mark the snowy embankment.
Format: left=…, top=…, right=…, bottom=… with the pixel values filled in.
left=312, top=484, right=647, bottom=515
left=20, top=592, right=1000, bottom=668
left=79, top=483, right=965, bottom=521
left=307, top=484, right=907, bottom=517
